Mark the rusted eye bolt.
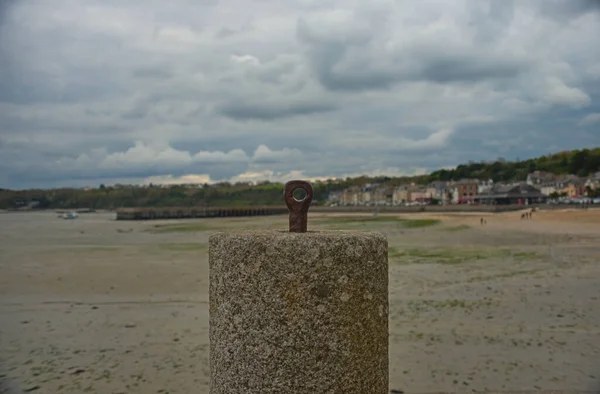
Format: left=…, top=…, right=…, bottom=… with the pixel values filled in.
left=284, top=180, right=313, bottom=233
left=292, top=187, right=307, bottom=202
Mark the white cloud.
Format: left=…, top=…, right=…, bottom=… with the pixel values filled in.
left=143, top=174, right=211, bottom=185
left=230, top=54, right=261, bottom=66
left=541, top=77, right=591, bottom=108
left=99, top=142, right=193, bottom=170
left=228, top=170, right=329, bottom=185
left=37, top=143, right=303, bottom=184
left=339, top=167, right=429, bottom=179
left=193, top=149, right=249, bottom=163
left=399, top=127, right=454, bottom=150
left=336, top=126, right=454, bottom=152
left=252, top=144, right=302, bottom=163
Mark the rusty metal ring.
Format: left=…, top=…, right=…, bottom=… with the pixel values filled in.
left=284, top=180, right=313, bottom=233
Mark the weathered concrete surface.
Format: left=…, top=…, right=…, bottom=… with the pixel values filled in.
left=209, top=230, right=388, bottom=394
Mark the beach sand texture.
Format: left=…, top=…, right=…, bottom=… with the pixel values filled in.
left=1, top=209, right=600, bottom=393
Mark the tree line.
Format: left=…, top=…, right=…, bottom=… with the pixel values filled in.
left=1, top=147, right=598, bottom=210
left=428, top=147, right=600, bottom=182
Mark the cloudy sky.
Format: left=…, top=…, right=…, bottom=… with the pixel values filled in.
left=1, top=0, right=599, bottom=189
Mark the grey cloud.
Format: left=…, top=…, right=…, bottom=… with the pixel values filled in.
left=296, top=14, right=528, bottom=92
left=579, top=113, right=600, bottom=126
left=315, top=63, right=397, bottom=92
left=216, top=27, right=236, bottom=38
left=215, top=24, right=254, bottom=39
left=468, top=0, right=515, bottom=43
left=0, top=0, right=599, bottom=189
left=537, top=0, right=600, bottom=21
left=253, top=62, right=297, bottom=85
left=216, top=100, right=337, bottom=121
left=0, top=11, right=126, bottom=105
left=296, top=19, right=396, bottom=92
left=0, top=59, right=122, bottom=105
left=121, top=106, right=148, bottom=120
left=132, top=66, right=173, bottom=79
left=419, top=53, right=525, bottom=83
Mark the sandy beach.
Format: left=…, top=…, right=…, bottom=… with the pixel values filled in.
left=1, top=209, right=600, bottom=393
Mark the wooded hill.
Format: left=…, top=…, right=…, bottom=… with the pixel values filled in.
left=1, top=147, right=598, bottom=210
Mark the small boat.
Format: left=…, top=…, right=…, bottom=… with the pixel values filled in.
left=62, top=212, right=79, bottom=220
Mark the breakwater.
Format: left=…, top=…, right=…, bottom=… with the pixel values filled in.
left=115, top=206, right=289, bottom=220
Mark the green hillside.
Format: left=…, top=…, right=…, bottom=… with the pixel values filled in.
left=427, top=148, right=600, bottom=183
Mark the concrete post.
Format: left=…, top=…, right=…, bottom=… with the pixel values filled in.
left=209, top=230, right=388, bottom=393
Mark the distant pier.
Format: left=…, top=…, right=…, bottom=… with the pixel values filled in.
left=115, top=206, right=289, bottom=220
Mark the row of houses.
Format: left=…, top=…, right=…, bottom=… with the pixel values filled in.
left=328, top=171, right=600, bottom=206
left=526, top=171, right=600, bottom=198
left=330, top=179, right=494, bottom=206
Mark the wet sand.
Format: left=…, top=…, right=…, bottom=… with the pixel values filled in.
left=1, top=210, right=600, bottom=393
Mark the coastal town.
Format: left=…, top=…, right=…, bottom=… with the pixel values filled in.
left=327, top=171, right=600, bottom=207
left=3, top=148, right=600, bottom=213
